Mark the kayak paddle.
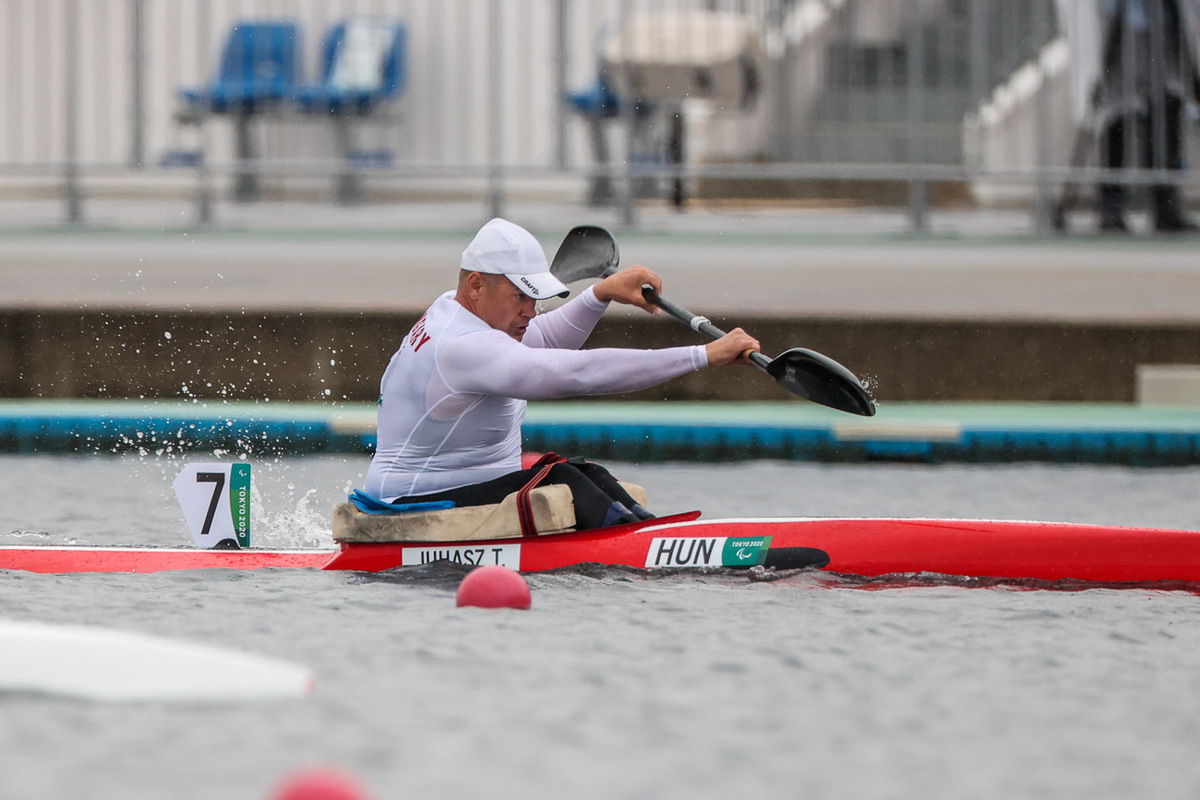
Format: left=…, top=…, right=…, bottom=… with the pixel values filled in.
left=549, top=225, right=876, bottom=417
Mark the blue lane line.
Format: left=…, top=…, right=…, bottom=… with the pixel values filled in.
left=956, top=429, right=1200, bottom=466
left=0, top=414, right=366, bottom=455
left=519, top=422, right=1200, bottom=466
left=2, top=411, right=1200, bottom=465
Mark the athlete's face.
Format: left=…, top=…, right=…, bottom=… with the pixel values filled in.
left=468, top=273, right=538, bottom=341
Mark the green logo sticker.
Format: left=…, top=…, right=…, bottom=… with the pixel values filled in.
left=229, top=463, right=252, bottom=548
left=722, top=537, right=770, bottom=567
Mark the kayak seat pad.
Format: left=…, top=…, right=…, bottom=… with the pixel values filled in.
left=332, top=483, right=647, bottom=543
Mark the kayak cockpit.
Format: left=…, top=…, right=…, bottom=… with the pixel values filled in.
left=332, top=483, right=648, bottom=544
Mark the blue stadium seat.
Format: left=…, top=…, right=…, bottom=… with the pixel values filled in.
left=566, top=69, right=656, bottom=206
left=296, top=19, right=407, bottom=115
left=173, top=21, right=303, bottom=201
left=179, top=21, right=303, bottom=115
left=567, top=74, right=621, bottom=119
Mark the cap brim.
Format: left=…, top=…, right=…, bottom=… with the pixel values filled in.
left=505, top=272, right=570, bottom=300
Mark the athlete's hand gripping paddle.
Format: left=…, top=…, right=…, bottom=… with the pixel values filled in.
left=550, top=225, right=876, bottom=417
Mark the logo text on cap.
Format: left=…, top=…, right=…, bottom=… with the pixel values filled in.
left=520, top=277, right=541, bottom=297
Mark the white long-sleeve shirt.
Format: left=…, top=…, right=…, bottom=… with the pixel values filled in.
left=364, top=286, right=707, bottom=499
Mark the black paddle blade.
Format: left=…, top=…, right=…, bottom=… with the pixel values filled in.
left=765, top=348, right=876, bottom=416
left=550, top=225, right=619, bottom=283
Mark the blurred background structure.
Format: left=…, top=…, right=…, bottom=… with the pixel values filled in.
left=2, top=0, right=1197, bottom=231
left=2, top=0, right=1200, bottom=412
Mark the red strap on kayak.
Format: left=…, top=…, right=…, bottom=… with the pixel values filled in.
left=516, top=453, right=567, bottom=537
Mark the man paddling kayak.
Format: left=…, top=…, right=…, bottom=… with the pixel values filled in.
left=364, top=218, right=759, bottom=529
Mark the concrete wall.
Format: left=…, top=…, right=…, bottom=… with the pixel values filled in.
left=4, top=309, right=1199, bottom=404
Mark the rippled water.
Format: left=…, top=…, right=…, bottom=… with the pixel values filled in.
left=3, top=454, right=1200, bottom=800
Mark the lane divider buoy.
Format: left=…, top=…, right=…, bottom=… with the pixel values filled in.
left=269, top=767, right=370, bottom=800
left=456, top=565, right=532, bottom=609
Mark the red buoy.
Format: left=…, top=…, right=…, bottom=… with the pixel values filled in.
left=456, top=565, right=532, bottom=609
left=270, top=767, right=370, bottom=800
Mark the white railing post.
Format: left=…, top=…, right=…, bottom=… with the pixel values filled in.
left=195, top=0, right=213, bottom=226
left=1032, top=2, right=1054, bottom=232
left=487, top=0, right=506, bottom=220
left=64, top=0, right=84, bottom=224
left=617, top=0, right=638, bottom=228
left=130, top=0, right=146, bottom=168
left=905, top=0, right=928, bottom=232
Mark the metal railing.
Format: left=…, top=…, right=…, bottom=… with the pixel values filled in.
left=0, top=0, right=1196, bottom=231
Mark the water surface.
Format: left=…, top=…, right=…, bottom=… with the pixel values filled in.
left=2, top=455, right=1199, bottom=800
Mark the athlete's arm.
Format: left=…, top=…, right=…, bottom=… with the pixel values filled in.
left=524, top=286, right=609, bottom=350
left=527, top=266, right=665, bottom=349
left=439, top=329, right=708, bottom=400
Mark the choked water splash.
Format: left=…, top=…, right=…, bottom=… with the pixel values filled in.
left=114, top=451, right=360, bottom=550
left=249, top=483, right=336, bottom=550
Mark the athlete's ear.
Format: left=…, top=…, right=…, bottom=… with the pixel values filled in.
left=466, top=271, right=487, bottom=298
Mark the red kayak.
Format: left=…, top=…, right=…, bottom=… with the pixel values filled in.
left=4, top=513, right=1200, bottom=585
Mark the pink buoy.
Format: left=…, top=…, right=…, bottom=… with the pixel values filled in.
left=270, top=767, right=370, bottom=800
left=456, top=565, right=532, bottom=609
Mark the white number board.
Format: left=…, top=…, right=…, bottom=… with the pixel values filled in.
left=173, top=463, right=252, bottom=549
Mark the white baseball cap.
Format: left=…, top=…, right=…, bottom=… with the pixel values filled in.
left=460, top=218, right=570, bottom=299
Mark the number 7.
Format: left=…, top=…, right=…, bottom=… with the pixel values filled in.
left=196, top=472, right=226, bottom=539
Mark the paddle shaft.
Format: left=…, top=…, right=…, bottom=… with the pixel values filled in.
left=583, top=262, right=873, bottom=415
left=643, top=287, right=772, bottom=371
